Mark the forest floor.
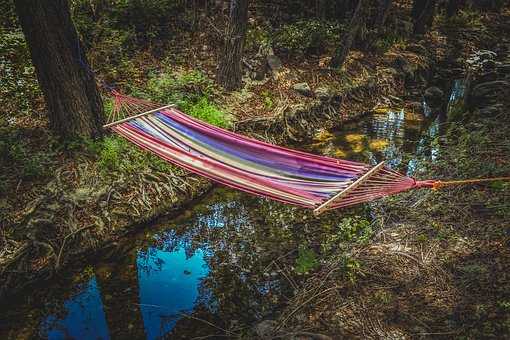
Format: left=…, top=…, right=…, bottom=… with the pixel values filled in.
left=1, top=2, right=510, bottom=338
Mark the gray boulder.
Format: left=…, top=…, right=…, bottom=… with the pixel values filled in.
left=266, top=54, right=282, bottom=74
left=293, top=82, right=313, bottom=97
left=423, top=86, right=444, bottom=109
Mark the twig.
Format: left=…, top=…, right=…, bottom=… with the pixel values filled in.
left=178, top=312, right=237, bottom=336
left=276, top=286, right=339, bottom=331
left=55, top=225, right=94, bottom=270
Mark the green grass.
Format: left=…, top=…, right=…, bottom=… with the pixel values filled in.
left=126, top=69, right=231, bottom=128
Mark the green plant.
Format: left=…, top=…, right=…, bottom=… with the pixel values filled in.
left=295, top=244, right=319, bottom=274
left=274, top=20, right=341, bottom=55
left=144, top=69, right=214, bottom=104
left=261, top=90, right=274, bottom=110
left=340, top=256, right=361, bottom=284
left=132, top=69, right=230, bottom=127
left=187, top=97, right=230, bottom=128
left=373, top=32, right=406, bottom=53
left=98, top=136, right=126, bottom=171
left=245, top=25, right=271, bottom=51
left=0, top=29, right=41, bottom=116
left=338, top=216, right=373, bottom=243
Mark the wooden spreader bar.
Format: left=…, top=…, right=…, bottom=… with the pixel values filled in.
left=313, top=161, right=386, bottom=216
left=103, top=104, right=175, bottom=129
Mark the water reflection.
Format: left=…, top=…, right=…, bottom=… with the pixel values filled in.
left=41, top=277, right=110, bottom=339
left=309, top=109, right=428, bottom=173
left=137, top=246, right=209, bottom=339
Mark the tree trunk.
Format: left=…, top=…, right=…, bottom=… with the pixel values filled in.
left=446, top=0, right=466, bottom=17
left=216, top=0, right=249, bottom=91
left=330, top=0, right=365, bottom=69
left=376, top=0, right=392, bottom=28
left=412, top=0, right=438, bottom=35
left=14, top=0, right=104, bottom=140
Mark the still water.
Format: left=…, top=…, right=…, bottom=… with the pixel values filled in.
left=1, top=97, right=454, bottom=339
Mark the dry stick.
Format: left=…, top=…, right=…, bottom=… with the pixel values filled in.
left=178, top=312, right=238, bottom=336
left=55, top=225, right=94, bottom=270
left=276, top=286, right=340, bottom=332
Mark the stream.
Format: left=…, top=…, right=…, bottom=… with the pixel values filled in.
left=0, top=83, right=463, bottom=339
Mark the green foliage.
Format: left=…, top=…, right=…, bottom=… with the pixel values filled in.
left=245, top=25, right=272, bottom=51
left=136, top=69, right=230, bottom=127
left=295, top=244, right=319, bottom=274
left=0, top=135, right=50, bottom=180
left=0, top=29, right=41, bottom=116
left=261, top=90, right=274, bottom=110
left=187, top=98, right=230, bottom=128
left=97, top=137, right=126, bottom=171
left=373, top=31, right=406, bottom=53
left=145, top=69, right=214, bottom=104
left=340, top=255, right=361, bottom=284
left=71, top=0, right=184, bottom=44
left=322, top=216, right=373, bottom=254
left=274, top=20, right=341, bottom=55
left=338, top=216, right=373, bottom=243
left=91, top=136, right=171, bottom=174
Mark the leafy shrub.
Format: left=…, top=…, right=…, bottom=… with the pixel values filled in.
left=337, top=216, right=373, bottom=243
left=0, top=135, right=50, bottom=179
left=94, top=136, right=171, bottom=174
left=261, top=90, right=274, bottom=109
left=322, top=216, right=373, bottom=254
left=186, top=98, right=230, bottom=128
left=245, top=25, right=272, bottom=51
left=0, top=29, right=41, bottom=116
left=340, top=256, right=361, bottom=284
left=295, top=244, right=319, bottom=274
left=142, top=70, right=214, bottom=105
left=373, top=31, right=406, bottom=53
left=98, top=137, right=125, bottom=171
left=134, top=69, right=230, bottom=127
left=274, top=20, right=341, bottom=55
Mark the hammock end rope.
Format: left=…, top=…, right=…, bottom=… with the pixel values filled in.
left=431, top=176, right=510, bottom=190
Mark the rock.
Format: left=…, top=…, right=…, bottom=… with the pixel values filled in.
left=406, top=101, right=424, bottom=115
left=314, top=86, right=332, bottom=101
left=423, top=86, right=444, bottom=109
left=469, top=80, right=510, bottom=107
left=393, top=56, right=416, bottom=78
left=293, top=82, right=312, bottom=97
left=478, top=104, right=504, bottom=117
left=266, top=54, right=282, bottom=74
left=254, top=320, right=277, bottom=339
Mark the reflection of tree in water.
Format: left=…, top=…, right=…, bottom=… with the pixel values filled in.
left=149, top=189, right=355, bottom=337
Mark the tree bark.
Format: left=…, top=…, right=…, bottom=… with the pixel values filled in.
left=14, top=0, right=104, bottom=140
left=330, top=0, right=365, bottom=69
left=216, top=0, right=249, bottom=91
left=412, top=0, right=438, bottom=35
left=376, top=0, right=392, bottom=29
left=446, top=0, right=466, bottom=17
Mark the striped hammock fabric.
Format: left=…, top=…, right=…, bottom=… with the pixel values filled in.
left=106, top=93, right=434, bottom=214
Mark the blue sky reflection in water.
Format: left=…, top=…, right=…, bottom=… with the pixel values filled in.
left=41, top=243, right=210, bottom=339
left=137, top=246, right=209, bottom=339
left=41, top=277, right=110, bottom=339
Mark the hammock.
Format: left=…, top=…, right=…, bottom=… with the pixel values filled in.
left=104, top=92, right=504, bottom=215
